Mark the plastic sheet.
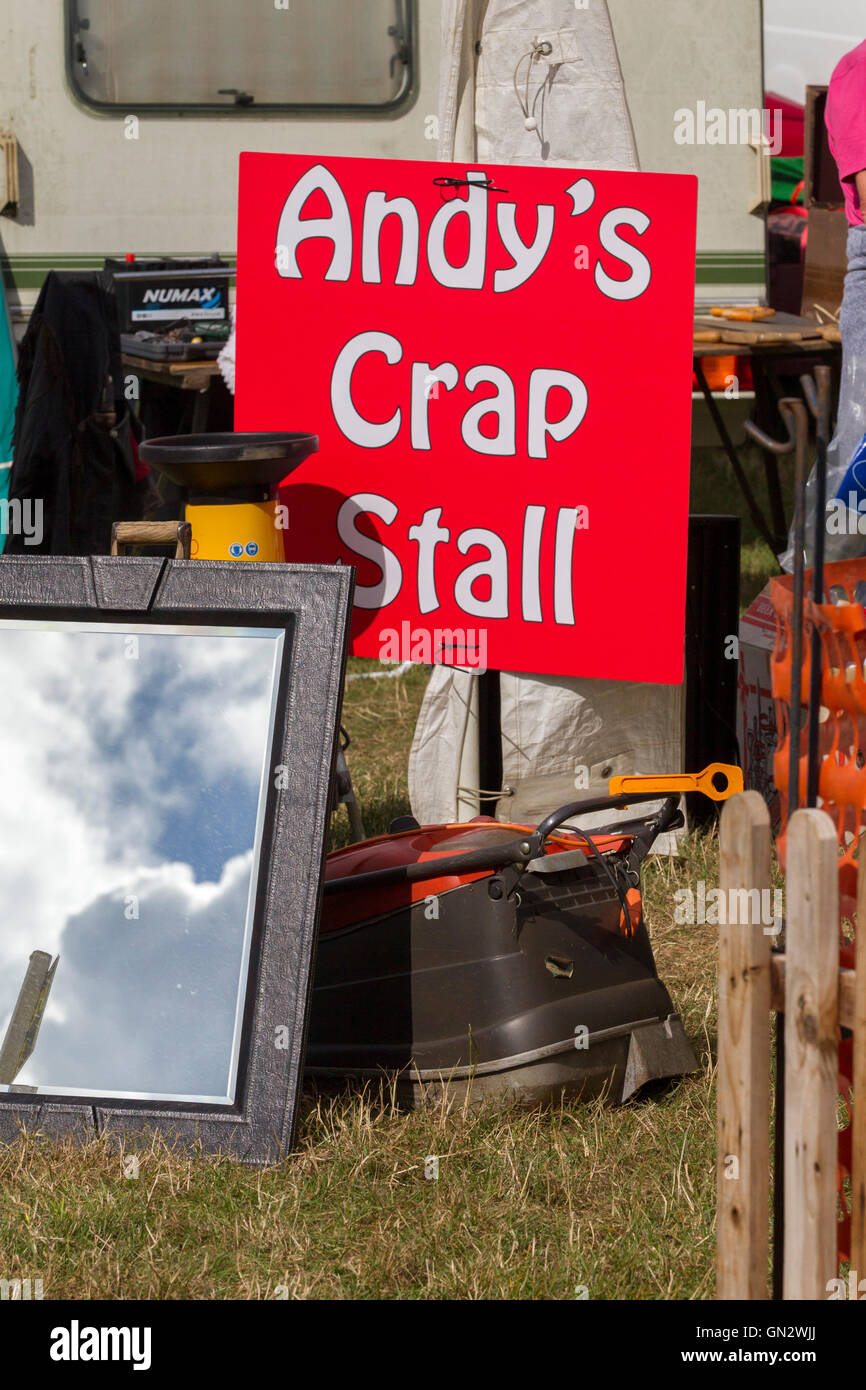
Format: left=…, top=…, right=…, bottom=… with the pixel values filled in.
left=781, top=225, right=866, bottom=569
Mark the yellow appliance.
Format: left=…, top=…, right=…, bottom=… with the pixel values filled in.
left=184, top=500, right=284, bottom=562
left=137, top=431, right=319, bottom=564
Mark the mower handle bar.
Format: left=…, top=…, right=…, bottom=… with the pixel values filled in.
left=534, top=789, right=678, bottom=841
left=323, top=790, right=680, bottom=897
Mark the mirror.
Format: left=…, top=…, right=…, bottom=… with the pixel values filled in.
left=0, top=556, right=353, bottom=1163
left=0, top=619, right=284, bottom=1106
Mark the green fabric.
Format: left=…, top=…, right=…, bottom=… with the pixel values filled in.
left=771, top=155, right=805, bottom=205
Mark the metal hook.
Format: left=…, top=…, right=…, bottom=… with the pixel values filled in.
left=743, top=396, right=802, bottom=455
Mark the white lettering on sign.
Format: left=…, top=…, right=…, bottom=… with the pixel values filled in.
left=361, top=192, right=420, bottom=285
left=455, top=528, right=509, bottom=618
left=565, top=177, right=596, bottom=216
left=141, top=287, right=220, bottom=304
left=276, top=164, right=649, bottom=475
left=336, top=493, right=402, bottom=607
left=594, top=207, right=652, bottom=301
left=427, top=170, right=490, bottom=289
left=493, top=202, right=556, bottom=292
left=274, top=163, right=651, bottom=301
left=410, top=362, right=459, bottom=449
left=239, top=148, right=697, bottom=680
left=330, top=334, right=587, bottom=460
left=527, top=369, right=588, bottom=459
left=331, top=331, right=402, bottom=447
left=522, top=505, right=546, bottom=623
left=461, top=366, right=516, bottom=457
left=408, top=506, right=450, bottom=613
left=275, top=163, right=352, bottom=280
left=338, top=494, right=586, bottom=626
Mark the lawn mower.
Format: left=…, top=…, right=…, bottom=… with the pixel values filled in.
left=305, top=764, right=742, bottom=1106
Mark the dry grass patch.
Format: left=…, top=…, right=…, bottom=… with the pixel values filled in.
left=0, top=829, right=723, bottom=1301
left=0, top=1058, right=716, bottom=1300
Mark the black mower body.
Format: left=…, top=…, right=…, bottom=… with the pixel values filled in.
left=305, top=797, right=697, bottom=1105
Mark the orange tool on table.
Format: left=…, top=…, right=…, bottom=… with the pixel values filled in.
left=710, top=306, right=776, bottom=322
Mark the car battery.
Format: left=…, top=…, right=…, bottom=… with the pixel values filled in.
left=103, top=255, right=232, bottom=331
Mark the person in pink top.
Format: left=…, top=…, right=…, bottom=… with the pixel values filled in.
left=826, top=38, right=866, bottom=226
left=788, top=37, right=866, bottom=567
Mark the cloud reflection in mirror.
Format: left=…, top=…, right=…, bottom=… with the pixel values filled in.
left=0, top=621, right=283, bottom=1105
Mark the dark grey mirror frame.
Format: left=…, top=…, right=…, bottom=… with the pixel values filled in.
left=0, top=555, right=353, bottom=1165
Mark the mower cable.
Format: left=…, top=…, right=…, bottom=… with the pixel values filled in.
left=546, top=824, right=635, bottom=936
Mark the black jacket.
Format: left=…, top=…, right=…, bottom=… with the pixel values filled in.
left=6, top=271, right=140, bottom=555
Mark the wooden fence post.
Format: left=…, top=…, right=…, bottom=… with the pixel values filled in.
left=717, top=791, right=772, bottom=1300
left=783, top=808, right=839, bottom=1300
left=852, top=849, right=866, bottom=1280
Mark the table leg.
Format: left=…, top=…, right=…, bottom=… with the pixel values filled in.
left=751, top=359, right=789, bottom=551
left=694, top=357, right=779, bottom=554
left=190, top=384, right=211, bottom=433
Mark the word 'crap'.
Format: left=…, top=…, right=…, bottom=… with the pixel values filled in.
left=332, top=335, right=586, bottom=458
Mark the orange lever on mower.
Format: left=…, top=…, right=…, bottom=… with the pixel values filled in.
left=607, top=763, right=743, bottom=802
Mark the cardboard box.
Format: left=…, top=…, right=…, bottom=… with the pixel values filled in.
left=738, top=584, right=780, bottom=828
left=801, top=85, right=848, bottom=324
left=804, top=86, right=844, bottom=209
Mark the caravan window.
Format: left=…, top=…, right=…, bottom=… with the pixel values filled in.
left=66, top=0, right=414, bottom=114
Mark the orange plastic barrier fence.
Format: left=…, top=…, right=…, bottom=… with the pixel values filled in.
left=769, top=557, right=866, bottom=1266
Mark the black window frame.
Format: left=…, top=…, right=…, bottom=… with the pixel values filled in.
left=64, top=0, right=417, bottom=118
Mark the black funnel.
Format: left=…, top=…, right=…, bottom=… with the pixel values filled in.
left=138, top=432, right=318, bottom=493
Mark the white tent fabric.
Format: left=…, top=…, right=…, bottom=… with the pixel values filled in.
left=437, top=0, right=638, bottom=168
left=409, top=667, right=684, bottom=847
left=409, top=0, right=683, bottom=841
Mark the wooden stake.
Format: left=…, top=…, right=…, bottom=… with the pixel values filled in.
left=717, top=791, right=772, bottom=1299
left=783, top=808, right=839, bottom=1299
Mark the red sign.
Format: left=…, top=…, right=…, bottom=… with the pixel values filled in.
left=235, top=153, right=696, bottom=682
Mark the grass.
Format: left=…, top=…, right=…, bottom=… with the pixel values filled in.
left=330, top=657, right=431, bottom=847
left=0, top=694, right=728, bottom=1301
left=0, top=1072, right=716, bottom=1300
left=0, top=833, right=722, bottom=1302
left=1, top=446, right=784, bottom=1300
left=689, top=440, right=793, bottom=611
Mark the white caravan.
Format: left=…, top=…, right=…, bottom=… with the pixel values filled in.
left=0, top=0, right=769, bottom=324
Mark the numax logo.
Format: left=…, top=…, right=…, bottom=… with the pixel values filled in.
left=141, top=286, right=220, bottom=303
